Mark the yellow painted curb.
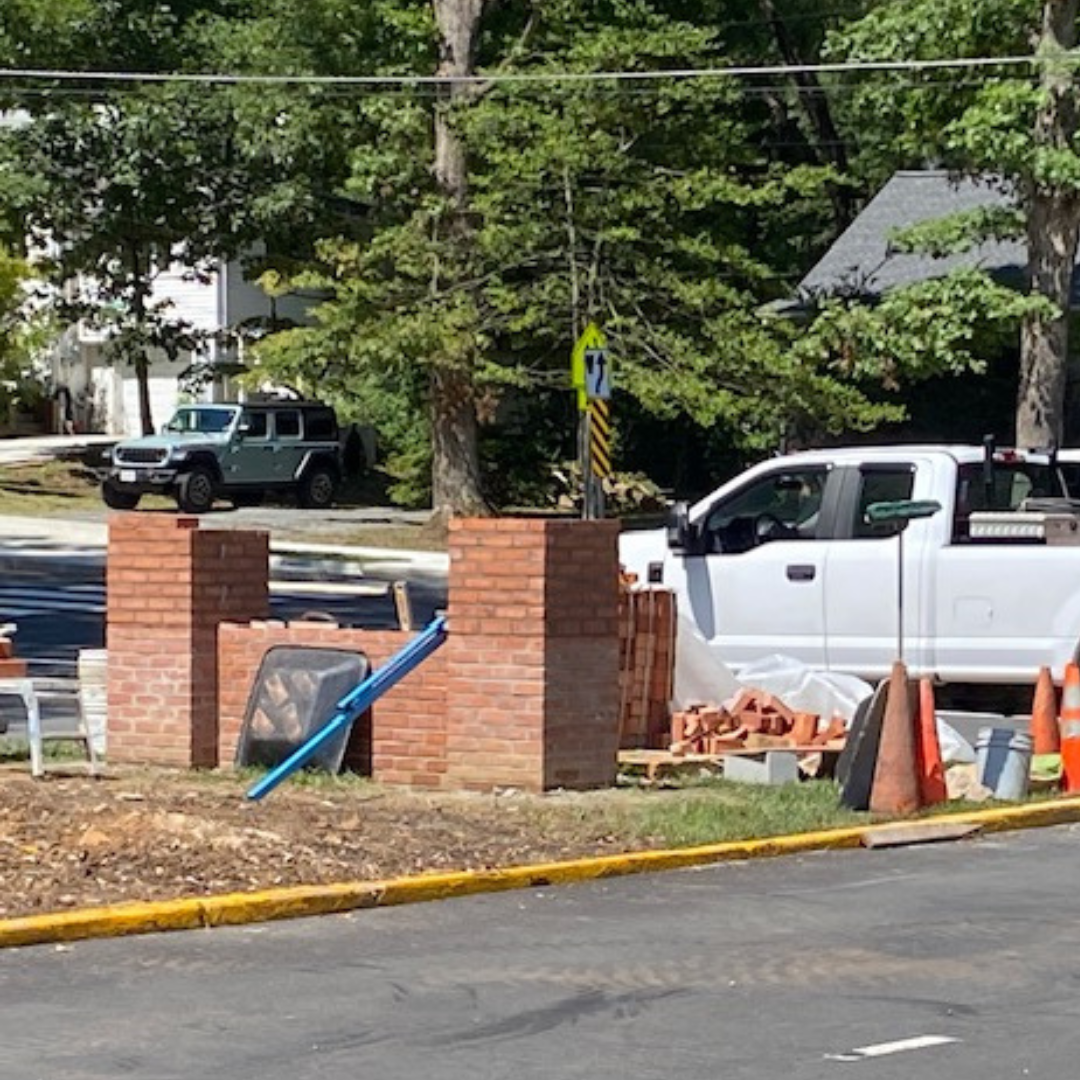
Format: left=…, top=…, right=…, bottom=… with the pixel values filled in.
left=3, top=796, right=1080, bottom=950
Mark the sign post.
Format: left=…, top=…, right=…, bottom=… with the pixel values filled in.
left=864, top=499, right=942, bottom=661
left=571, top=323, right=612, bottom=519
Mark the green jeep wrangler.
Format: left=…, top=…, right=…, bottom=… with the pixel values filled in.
left=102, top=400, right=341, bottom=513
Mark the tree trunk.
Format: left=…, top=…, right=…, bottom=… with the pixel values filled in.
left=1016, top=0, right=1080, bottom=450
left=1019, top=193, right=1080, bottom=448
left=136, top=358, right=154, bottom=436
left=430, top=0, right=487, bottom=515
left=130, top=243, right=155, bottom=436
left=756, top=0, right=853, bottom=227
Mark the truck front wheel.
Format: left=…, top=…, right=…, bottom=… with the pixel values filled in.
left=102, top=480, right=141, bottom=511
left=176, top=466, right=217, bottom=514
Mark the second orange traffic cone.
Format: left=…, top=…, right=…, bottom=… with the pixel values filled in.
left=915, top=677, right=948, bottom=805
left=1061, top=663, right=1080, bottom=793
left=869, top=661, right=922, bottom=816
left=1029, top=666, right=1061, bottom=756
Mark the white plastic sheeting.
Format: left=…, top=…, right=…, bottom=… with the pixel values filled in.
left=672, top=612, right=872, bottom=729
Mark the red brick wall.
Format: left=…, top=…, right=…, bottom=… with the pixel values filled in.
left=107, top=514, right=622, bottom=792
left=217, top=621, right=448, bottom=787
left=106, top=515, right=269, bottom=767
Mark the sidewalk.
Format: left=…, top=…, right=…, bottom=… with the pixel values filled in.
left=0, top=434, right=116, bottom=465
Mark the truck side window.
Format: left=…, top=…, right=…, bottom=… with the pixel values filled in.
left=275, top=410, right=301, bottom=439
left=240, top=411, right=269, bottom=439
left=953, top=462, right=1063, bottom=540
left=703, top=467, right=828, bottom=553
left=852, top=468, right=915, bottom=538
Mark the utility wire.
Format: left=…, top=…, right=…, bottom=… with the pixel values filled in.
left=0, top=53, right=1059, bottom=87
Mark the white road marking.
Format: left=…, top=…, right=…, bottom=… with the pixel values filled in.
left=825, top=1034, right=960, bottom=1062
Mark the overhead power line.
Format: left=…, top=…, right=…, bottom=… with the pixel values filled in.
left=0, top=54, right=1061, bottom=88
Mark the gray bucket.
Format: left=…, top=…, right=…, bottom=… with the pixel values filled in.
left=975, top=727, right=1032, bottom=800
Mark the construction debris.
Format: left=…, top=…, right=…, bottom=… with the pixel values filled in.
left=670, top=692, right=846, bottom=756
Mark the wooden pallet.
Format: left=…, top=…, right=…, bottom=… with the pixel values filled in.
left=618, top=743, right=845, bottom=782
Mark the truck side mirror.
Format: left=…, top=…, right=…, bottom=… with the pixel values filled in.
left=666, top=501, right=705, bottom=554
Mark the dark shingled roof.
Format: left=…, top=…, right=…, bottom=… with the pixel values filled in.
left=795, top=169, right=1054, bottom=302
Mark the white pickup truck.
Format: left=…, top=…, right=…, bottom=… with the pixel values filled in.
left=619, top=444, right=1080, bottom=693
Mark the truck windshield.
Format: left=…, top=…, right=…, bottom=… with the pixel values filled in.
left=163, top=408, right=238, bottom=434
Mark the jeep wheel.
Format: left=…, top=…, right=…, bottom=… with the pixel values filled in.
left=297, top=465, right=337, bottom=509
left=176, top=466, right=217, bottom=514
left=101, top=480, right=141, bottom=511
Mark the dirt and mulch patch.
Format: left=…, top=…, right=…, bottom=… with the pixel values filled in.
left=0, top=767, right=656, bottom=920
left=0, top=762, right=873, bottom=921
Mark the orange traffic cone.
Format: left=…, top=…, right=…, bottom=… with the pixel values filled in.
left=915, top=677, right=948, bottom=805
left=1029, top=666, right=1061, bottom=756
left=1060, top=662, right=1080, bottom=793
left=869, top=661, right=922, bottom=816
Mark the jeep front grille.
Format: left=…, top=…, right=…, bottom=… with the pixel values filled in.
left=115, top=447, right=169, bottom=466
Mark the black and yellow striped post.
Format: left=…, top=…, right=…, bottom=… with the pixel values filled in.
left=587, top=399, right=612, bottom=517
left=589, top=399, right=612, bottom=479
left=582, top=398, right=612, bottom=519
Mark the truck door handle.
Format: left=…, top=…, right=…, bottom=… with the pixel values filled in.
left=786, top=564, right=816, bottom=582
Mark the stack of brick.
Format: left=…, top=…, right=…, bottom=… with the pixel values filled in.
left=670, top=688, right=846, bottom=756
left=0, top=629, right=27, bottom=679
left=617, top=582, right=676, bottom=749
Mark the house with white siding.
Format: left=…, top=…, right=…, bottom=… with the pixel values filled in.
left=48, top=258, right=313, bottom=436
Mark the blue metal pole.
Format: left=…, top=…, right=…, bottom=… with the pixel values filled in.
left=245, top=615, right=448, bottom=801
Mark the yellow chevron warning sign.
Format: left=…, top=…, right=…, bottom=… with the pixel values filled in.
left=589, top=398, right=612, bottom=479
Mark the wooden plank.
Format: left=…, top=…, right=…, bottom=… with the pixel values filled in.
left=860, top=822, right=983, bottom=849
left=392, top=581, right=414, bottom=632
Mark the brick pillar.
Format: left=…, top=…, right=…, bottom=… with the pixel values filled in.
left=444, top=518, right=621, bottom=792
left=107, top=515, right=269, bottom=767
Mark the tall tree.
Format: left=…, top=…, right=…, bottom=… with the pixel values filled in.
left=0, top=1, right=263, bottom=433
left=9, top=89, right=250, bottom=433
left=250, top=1, right=908, bottom=507
left=829, top=0, right=1080, bottom=448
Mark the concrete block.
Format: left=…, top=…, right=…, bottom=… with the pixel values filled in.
left=723, top=749, right=799, bottom=785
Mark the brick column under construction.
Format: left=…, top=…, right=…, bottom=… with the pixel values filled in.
left=444, top=518, right=621, bottom=792
left=106, top=515, right=269, bottom=768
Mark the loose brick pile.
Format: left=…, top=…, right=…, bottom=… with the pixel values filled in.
left=670, top=688, right=847, bottom=756
left=0, top=629, right=27, bottom=678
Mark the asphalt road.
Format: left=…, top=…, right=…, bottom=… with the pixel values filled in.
left=1, top=823, right=1078, bottom=1078
left=0, top=555, right=447, bottom=669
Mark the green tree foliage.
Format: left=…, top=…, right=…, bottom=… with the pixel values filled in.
left=8, top=87, right=253, bottom=432
left=4, top=0, right=1048, bottom=505
left=245, top=0, right=914, bottom=507
left=0, top=2, right=269, bottom=433
left=826, top=0, right=1080, bottom=449
left=0, top=243, right=50, bottom=416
